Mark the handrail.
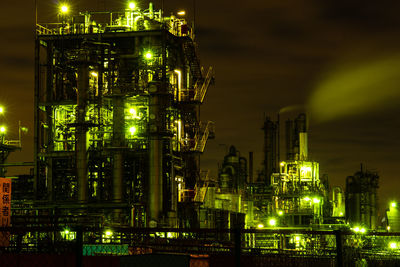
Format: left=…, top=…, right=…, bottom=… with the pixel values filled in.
left=194, top=66, right=213, bottom=103
left=194, top=121, right=214, bottom=153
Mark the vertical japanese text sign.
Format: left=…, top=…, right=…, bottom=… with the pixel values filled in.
left=0, top=178, right=11, bottom=246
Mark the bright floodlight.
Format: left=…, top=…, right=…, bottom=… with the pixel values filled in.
left=60, top=5, right=69, bottom=14
left=105, top=230, right=113, bottom=237
left=0, top=126, right=5, bottom=133
left=128, top=2, right=136, bottom=10
left=391, top=202, right=397, bottom=208
left=278, top=210, right=283, bottom=216
left=257, top=223, right=264, bottom=229
left=129, top=126, right=136, bottom=135
left=0, top=107, right=3, bottom=113
left=313, top=197, right=320, bottom=204
left=177, top=10, right=186, bottom=16
left=390, top=242, right=397, bottom=249
left=145, top=51, right=153, bottom=60
left=90, top=71, right=98, bottom=77
left=360, top=228, right=366, bottom=234
left=304, top=197, right=311, bottom=202
left=268, top=218, right=277, bottom=227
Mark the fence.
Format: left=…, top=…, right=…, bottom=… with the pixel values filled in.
left=0, top=227, right=399, bottom=267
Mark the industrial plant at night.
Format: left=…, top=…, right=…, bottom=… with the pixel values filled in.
left=0, top=1, right=399, bottom=266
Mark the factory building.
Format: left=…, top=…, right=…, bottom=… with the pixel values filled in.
left=4, top=3, right=359, bottom=232
left=267, top=114, right=328, bottom=227
left=345, top=168, right=379, bottom=229
left=31, top=3, right=214, bottom=228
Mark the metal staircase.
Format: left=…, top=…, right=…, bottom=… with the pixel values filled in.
left=194, top=66, right=214, bottom=103
left=193, top=121, right=214, bottom=153
left=182, top=39, right=202, bottom=82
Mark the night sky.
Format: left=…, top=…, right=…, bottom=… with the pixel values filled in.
left=1, top=0, right=400, bottom=212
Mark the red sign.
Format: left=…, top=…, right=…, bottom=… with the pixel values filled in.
left=0, top=178, right=11, bottom=246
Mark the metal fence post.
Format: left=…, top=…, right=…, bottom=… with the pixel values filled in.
left=76, top=227, right=83, bottom=267
left=334, top=230, right=343, bottom=267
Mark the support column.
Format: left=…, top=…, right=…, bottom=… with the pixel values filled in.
left=76, top=50, right=89, bottom=203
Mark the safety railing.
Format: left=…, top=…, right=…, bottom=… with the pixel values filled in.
left=0, top=227, right=400, bottom=266
left=194, top=67, right=214, bottom=103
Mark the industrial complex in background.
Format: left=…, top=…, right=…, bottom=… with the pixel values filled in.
left=0, top=0, right=396, bottom=233
left=0, top=2, right=399, bottom=266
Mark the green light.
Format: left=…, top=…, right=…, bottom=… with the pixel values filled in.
left=269, top=218, right=277, bottom=227
left=339, top=212, right=343, bottom=216
left=391, top=202, right=397, bottom=208
left=0, top=107, right=3, bottom=113
left=129, top=126, right=136, bottom=135
left=360, top=228, right=366, bottom=234
left=129, top=108, right=137, bottom=117
left=60, top=5, right=69, bottom=14
left=313, top=197, right=320, bottom=204
left=390, top=242, right=397, bottom=249
left=105, top=230, right=113, bottom=237
left=353, top=226, right=360, bottom=233
left=278, top=210, right=283, bottom=216
left=128, top=2, right=136, bottom=10
left=0, top=126, right=6, bottom=133
left=257, top=223, right=264, bottom=229
left=304, top=197, right=311, bottom=202
left=64, top=229, right=70, bottom=235
left=144, top=51, right=153, bottom=60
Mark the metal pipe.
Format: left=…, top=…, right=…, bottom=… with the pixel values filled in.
left=76, top=50, right=89, bottom=203
left=112, top=91, right=124, bottom=203
left=148, top=83, right=163, bottom=226
left=248, top=151, right=253, bottom=183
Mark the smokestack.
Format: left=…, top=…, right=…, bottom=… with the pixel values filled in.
left=249, top=151, right=253, bottom=183
left=262, top=117, right=278, bottom=186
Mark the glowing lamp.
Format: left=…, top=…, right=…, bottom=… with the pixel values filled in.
left=268, top=218, right=277, bottom=227
left=257, top=223, right=264, bottom=229
left=128, top=2, right=136, bottom=10
left=312, top=197, right=320, bottom=204
left=144, top=51, right=153, bottom=60
left=278, top=210, right=283, bottom=216
left=391, top=202, right=397, bottom=208
left=0, top=107, right=3, bottom=113
left=60, top=5, right=69, bottom=14
left=390, top=242, right=397, bottom=249
left=105, top=230, right=113, bottom=237
left=177, top=11, right=186, bottom=16
left=0, top=126, right=5, bottom=133
left=129, top=126, right=136, bottom=135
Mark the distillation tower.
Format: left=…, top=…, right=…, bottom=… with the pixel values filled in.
left=267, top=114, right=327, bottom=226
left=33, top=3, right=214, bottom=228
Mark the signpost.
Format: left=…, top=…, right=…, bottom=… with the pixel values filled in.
left=0, top=178, right=11, bottom=246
